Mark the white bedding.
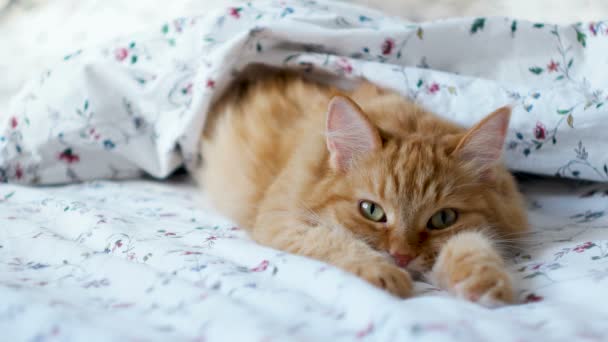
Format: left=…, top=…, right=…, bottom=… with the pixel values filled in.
left=3, top=0, right=608, bottom=114
left=1, top=1, right=608, bottom=341
left=2, top=1, right=608, bottom=185
left=2, top=176, right=607, bottom=341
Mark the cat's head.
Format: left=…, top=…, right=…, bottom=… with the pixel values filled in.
left=316, top=96, right=527, bottom=274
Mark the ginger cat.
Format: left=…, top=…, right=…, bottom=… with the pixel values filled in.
left=197, top=73, right=528, bottom=306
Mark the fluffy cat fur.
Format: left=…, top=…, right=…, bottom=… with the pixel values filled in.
left=197, top=73, right=528, bottom=305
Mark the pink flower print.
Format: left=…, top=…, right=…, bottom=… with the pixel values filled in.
left=356, top=322, right=374, bottom=338
left=228, top=7, right=242, bottom=19
left=173, top=20, right=183, bottom=33
left=573, top=241, right=595, bottom=253
left=114, top=48, right=129, bottom=61
left=15, top=164, right=23, bottom=179
left=89, top=128, right=100, bottom=140
left=428, top=83, right=440, bottom=94
left=381, top=38, right=395, bottom=55
left=336, top=58, right=353, bottom=74
left=524, top=293, right=543, bottom=303
left=206, top=79, right=216, bottom=89
left=250, top=260, right=269, bottom=272
left=547, top=60, right=559, bottom=72
left=111, top=240, right=123, bottom=252
left=10, top=117, right=17, bottom=129
left=534, top=121, right=547, bottom=140
left=58, top=148, right=80, bottom=164
left=112, top=302, right=135, bottom=309
left=589, top=23, right=597, bottom=36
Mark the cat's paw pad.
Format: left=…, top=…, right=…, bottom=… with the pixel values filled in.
left=354, top=262, right=413, bottom=298
left=450, top=263, right=513, bottom=307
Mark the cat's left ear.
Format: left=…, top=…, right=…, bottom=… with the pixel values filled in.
left=453, top=106, right=512, bottom=175
left=326, top=96, right=382, bottom=172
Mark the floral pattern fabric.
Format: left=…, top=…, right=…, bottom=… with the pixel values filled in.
left=0, top=0, right=607, bottom=184
left=1, top=176, right=608, bottom=341
left=1, top=1, right=608, bottom=340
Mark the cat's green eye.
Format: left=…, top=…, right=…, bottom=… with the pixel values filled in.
left=427, top=209, right=458, bottom=230
left=359, top=200, right=387, bottom=223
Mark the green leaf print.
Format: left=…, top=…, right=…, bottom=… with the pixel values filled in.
left=161, top=23, right=169, bottom=34
left=416, top=27, right=424, bottom=39
left=523, top=271, right=543, bottom=279
left=470, top=18, right=486, bottom=34
left=575, top=28, right=587, bottom=47
left=511, top=20, right=517, bottom=36
left=557, top=108, right=572, bottom=115
left=567, top=114, right=574, bottom=128
left=529, top=67, right=544, bottom=75
left=533, top=23, right=545, bottom=28
left=283, top=54, right=300, bottom=64
left=3, top=191, right=15, bottom=200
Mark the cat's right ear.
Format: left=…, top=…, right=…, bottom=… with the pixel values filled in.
left=453, top=106, right=512, bottom=179
left=326, top=96, right=381, bottom=172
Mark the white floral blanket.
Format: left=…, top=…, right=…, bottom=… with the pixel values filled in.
left=1, top=0, right=608, bottom=340
left=1, top=0, right=607, bottom=183
left=1, top=176, right=607, bottom=341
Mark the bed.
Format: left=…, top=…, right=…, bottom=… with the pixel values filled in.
left=2, top=0, right=608, bottom=340
left=2, top=176, right=608, bottom=340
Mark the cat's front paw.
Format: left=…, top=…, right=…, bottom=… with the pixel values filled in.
left=351, top=261, right=413, bottom=298
left=435, top=255, right=514, bottom=307
left=444, top=261, right=514, bottom=307
left=433, top=232, right=515, bottom=307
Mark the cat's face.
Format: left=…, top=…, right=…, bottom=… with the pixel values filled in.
left=324, top=137, right=498, bottom=274
left=319, top=96, right=520, bottom=274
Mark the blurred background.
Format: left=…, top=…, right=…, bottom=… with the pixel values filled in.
left=1, top=0, right=608, bottom=113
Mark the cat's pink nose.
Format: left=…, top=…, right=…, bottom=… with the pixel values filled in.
left=391, top=253, right=414, bottom=268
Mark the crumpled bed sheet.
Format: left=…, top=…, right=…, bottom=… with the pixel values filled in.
left=1, top=176, right=607, bottom=341
left=1, top=0, right=607, bottom=184
left=1, top=0, right=608, bottom=341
